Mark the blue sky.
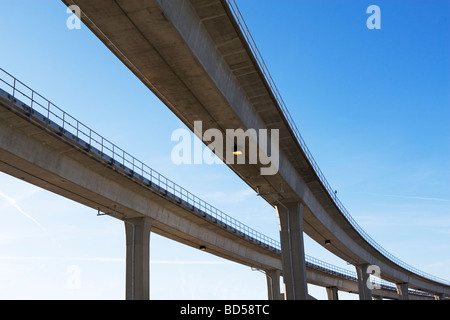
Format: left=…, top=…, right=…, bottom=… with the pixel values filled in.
left=0, top=0, right=448, bottom=300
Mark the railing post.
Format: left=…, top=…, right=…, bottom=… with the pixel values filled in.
left=30, top=91, right=34, bottom=112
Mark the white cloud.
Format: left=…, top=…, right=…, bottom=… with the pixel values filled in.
left=0, top=256, right=124, bottom=262
left=360, top=191, right=450, bottom=202
left=205, top=189, right=255, bottom=204
left=0, top=232, right=20, bottom=246
left=151, top=260, right=232, bottom=265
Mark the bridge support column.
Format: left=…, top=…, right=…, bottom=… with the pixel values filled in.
left=326, top=286, right=339, bottom=300
left=354, top=264, right=373, bottom=300
left=124, top=217, right=152, bottom=300
left=395, top=282, right=409, bottom=300
left=276, top=202, right=308, bottom=300
left=435, top=293, right=445, bottom=300
left=266, top=269, right=281, bottom=300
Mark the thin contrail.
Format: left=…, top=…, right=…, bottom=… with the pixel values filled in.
left=0, top=256, right=232, bottom=265
left=361, top=192, right=450, bottom=202
left=0, top=256, right=124, bottom=262
left=0, top=191, right=46, bottom=231
left=151, top=260, right=232, bottom=265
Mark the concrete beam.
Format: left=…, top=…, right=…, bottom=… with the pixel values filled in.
left=355, top=264, right=373, bottom=300
left=124, top=217, right=152, bottom=300
left=276, top=202, right=308, bottom=300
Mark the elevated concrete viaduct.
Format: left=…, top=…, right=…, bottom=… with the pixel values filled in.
left=58, top=0, right=450, bottom=299
left=0, top=72, right=445, bottom=300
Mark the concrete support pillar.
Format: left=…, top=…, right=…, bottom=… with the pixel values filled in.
left=266, top=269, right=281, bottom=300
left=395, top=282, right=409, bottom=300
left=276, top=202, right=308, bottom=300
left=124, top=217, right=152, bottom=300
left=435, top=293, right=445, bottom=300
left=354, top=264, right=373, bottom=300
left=326, top=286, right=339, bottom=300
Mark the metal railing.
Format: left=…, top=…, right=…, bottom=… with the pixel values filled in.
left=225, top=0, right=449, bottom=286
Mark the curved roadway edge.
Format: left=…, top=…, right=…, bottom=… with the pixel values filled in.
left=57, top=0, right=450, bottom=297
